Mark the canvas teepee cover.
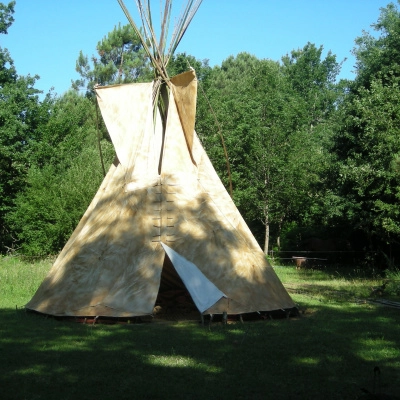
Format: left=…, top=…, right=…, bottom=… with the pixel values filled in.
left=26, top=0, right=295, bottom=318
left=26, top=70, right=295, bottom=318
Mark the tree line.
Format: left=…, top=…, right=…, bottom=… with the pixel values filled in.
left=1, top=1, right=400, bottom=267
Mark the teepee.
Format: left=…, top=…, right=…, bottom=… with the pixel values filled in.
left=26, top=0, right=295, bottom=320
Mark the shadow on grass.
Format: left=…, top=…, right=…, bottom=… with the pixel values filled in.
left=1, top=302, right=399, bottom=400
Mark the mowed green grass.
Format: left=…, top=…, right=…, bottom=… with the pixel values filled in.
left=1, top=256, right=399, bottom=400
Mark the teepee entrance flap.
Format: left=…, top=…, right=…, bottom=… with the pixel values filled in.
left=161, top=243, right=226, bottom=313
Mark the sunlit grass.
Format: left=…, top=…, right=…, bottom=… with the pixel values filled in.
left=146, top=354, right=223, bottom=372
left=274, top=264, right=400, bottom=302
left=0, top=256, right=53, bottom=308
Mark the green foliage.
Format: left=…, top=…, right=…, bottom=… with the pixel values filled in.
left=197, top=49, right=341, bottom=252
left=0, top=45, right=16, bottom=85
left=332, top=2, right=400, bottom=255
left=30, top=90, right=104, bottom=167
left=7, top=92, right=114, bottom=256
left=0, top=5, right=113, bottom=257
left=167, top=52, right=211, bottom=81
left=73, top=23, right=151, bottom=94
left=334, top=76, right=400, bottom=243
left=0, top=2, right=46, bottom=252
left=353, top=1, right=400, bottom=88
left=281, top=42, right=342, bottom=128
left=0, top=1, right=14, bottom=34
left=385, top=267, right=400, bottom=295
left=8, top=140, right=114, bottom=256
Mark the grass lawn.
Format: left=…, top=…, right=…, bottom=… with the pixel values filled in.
left=1, top=256, right=400, bottom=400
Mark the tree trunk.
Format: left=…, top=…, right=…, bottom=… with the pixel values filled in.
left=263, top=216, right=270, bottom=255
left=276, top=215, right=284, bottom=252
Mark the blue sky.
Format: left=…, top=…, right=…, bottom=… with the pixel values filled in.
left=1, top=0, right=391, bottom=97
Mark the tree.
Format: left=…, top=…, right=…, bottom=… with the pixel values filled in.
left=352, top=1, right=400, bottom=89
left=167, top=52, right=210, bottom=81
left=197, top=50, right=341, bottom=254
left=278, top=42, right=345, bottom=243
left=232, top=59, right=328, bottom=253
left=331, top=2, right=400, bottom=264
left=72, top=23, right=151, bottom=95
left=333, top=77, right=400, bottom=252
left=0, top=1, right=16, bottom=86
left=281, top=42, right=342, bottom=129
left=7, top=91, right=115, bottom=256
left=196, top=53, right=262, bottom=190
left=0, top=2, right=45, bottom=252
left=0, top=1, right=14, bottom=34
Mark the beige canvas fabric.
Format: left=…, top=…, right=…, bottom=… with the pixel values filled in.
left=170, top=70, right=197, bottom=158
left=26, top=71, right=295, bottom=317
